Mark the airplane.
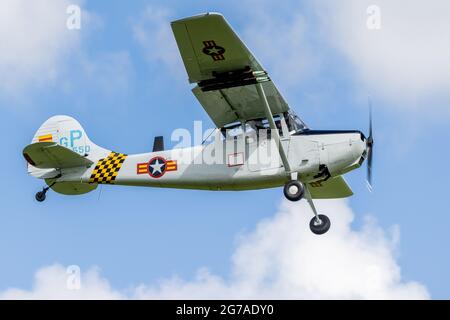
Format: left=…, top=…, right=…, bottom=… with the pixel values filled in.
left=22, top=13, right=373, bottom=235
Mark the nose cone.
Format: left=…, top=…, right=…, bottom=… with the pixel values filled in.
left=352, top=133, right=367, bottom=164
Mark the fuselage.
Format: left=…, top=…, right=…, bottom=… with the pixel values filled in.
left=61, top=130, right=367, bottom=191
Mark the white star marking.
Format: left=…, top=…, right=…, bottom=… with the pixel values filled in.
left=150, top=159, right=164, bottom=174
left=207, top=47, right=221, bottom=55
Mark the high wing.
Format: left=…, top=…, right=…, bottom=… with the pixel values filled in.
left=23, top=142, right=93, bottom=169
left=171, top=12, right=291, bottom=128
left=308, top=176, right=353, bottom=199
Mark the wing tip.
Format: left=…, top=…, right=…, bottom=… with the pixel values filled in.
left=171, top=12, right=224, bottom=25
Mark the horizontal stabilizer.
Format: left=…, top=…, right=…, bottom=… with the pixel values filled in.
left=45, top=180, right=97, bottom=195
left=23, top=142, right=93, bottom=169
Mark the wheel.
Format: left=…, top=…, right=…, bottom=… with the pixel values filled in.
left=283, top=180, right=304, bottom=201
left=35, top=191, right=46, bottom=202
left=309, top=214, right=331, bottom=235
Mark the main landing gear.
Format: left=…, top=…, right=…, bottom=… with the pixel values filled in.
left=255, top=81, right=330, bottom=235
left=283, top=180, right=331, bottom=235
left=283, top=180, right=304, bottom=201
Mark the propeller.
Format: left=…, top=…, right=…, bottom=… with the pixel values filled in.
left=366, top=97, right=374, bottom=191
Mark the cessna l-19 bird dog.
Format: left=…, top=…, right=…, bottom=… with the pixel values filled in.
left=23, top=13, right=374, bottom=235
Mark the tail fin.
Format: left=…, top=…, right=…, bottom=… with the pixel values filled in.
left=24, top=115, right=111, bottom=195
left=31, top=115, right=108, bottom=157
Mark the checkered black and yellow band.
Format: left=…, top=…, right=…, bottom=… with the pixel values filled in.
left=89, top=152, right=127, bottom=184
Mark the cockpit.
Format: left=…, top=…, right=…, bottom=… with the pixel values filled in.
left=220, top=111, right=308, bottom=140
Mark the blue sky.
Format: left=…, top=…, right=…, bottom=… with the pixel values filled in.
left=0, top=0, right=449, bottom=299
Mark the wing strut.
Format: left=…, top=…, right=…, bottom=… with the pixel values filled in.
left=255, top=81, right=293, bottom=179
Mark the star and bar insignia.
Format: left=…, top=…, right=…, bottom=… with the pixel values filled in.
left=89, top=152, right=127, bottom=184
left=137, top=156, right=177, bottom=178
left=309, top=181, right=323, bottom=188
left=202, top=40, right=225, bottom=61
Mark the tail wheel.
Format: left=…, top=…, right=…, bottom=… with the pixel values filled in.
left=309, top=214, right=331, bottom=235
left=35, top=191, right=46, bottom=202
left=283, top=180, right=305, bottom=201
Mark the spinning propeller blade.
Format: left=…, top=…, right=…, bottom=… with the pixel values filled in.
left=366, top=97, right=374, bottom=191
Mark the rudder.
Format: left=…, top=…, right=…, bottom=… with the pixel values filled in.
left=31, top=115, right=107, bottom=157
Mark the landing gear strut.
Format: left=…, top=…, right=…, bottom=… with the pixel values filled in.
left=305, top=187, right=331, bottom=235
left=255, top=81, right=330, bottom=234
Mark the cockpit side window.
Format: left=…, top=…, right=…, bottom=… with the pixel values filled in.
left=220, top=121, right=244, bottom=140
left=220, top=111, right=307, bottom=141
left=244, top=115, right=283, bottom=137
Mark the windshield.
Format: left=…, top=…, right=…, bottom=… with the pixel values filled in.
left=286, top=111, right=308, bottom=133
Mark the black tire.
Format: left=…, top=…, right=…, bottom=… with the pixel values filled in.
left=35, top=191, right=46, bottom=202
left=283, top=180, right=304, bottom=201
left=309, top=214, right=330, bottom=235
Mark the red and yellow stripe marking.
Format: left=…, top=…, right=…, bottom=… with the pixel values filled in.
left=38, top=134, right=53, bottom=142
left=166, top=160, right=177, bottom=171
left=137, top=163, right=148, bottom=174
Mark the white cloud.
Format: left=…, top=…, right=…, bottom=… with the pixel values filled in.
left=0, top=265, right=122, bottom=300
left=241, top=13, right=322, bottom=90
left=0, top=0, right=134, bottom=104
left=0, top=199, right=429, bottom=299
left=132, top=6, right=184, bottom=76
left=312, top=0, right=450, bottom=109
left=235, top=0, right=450, bottom=113
left=0, top=0, right=82, bottom=96
left=77, top=51, right=133, bottom=96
